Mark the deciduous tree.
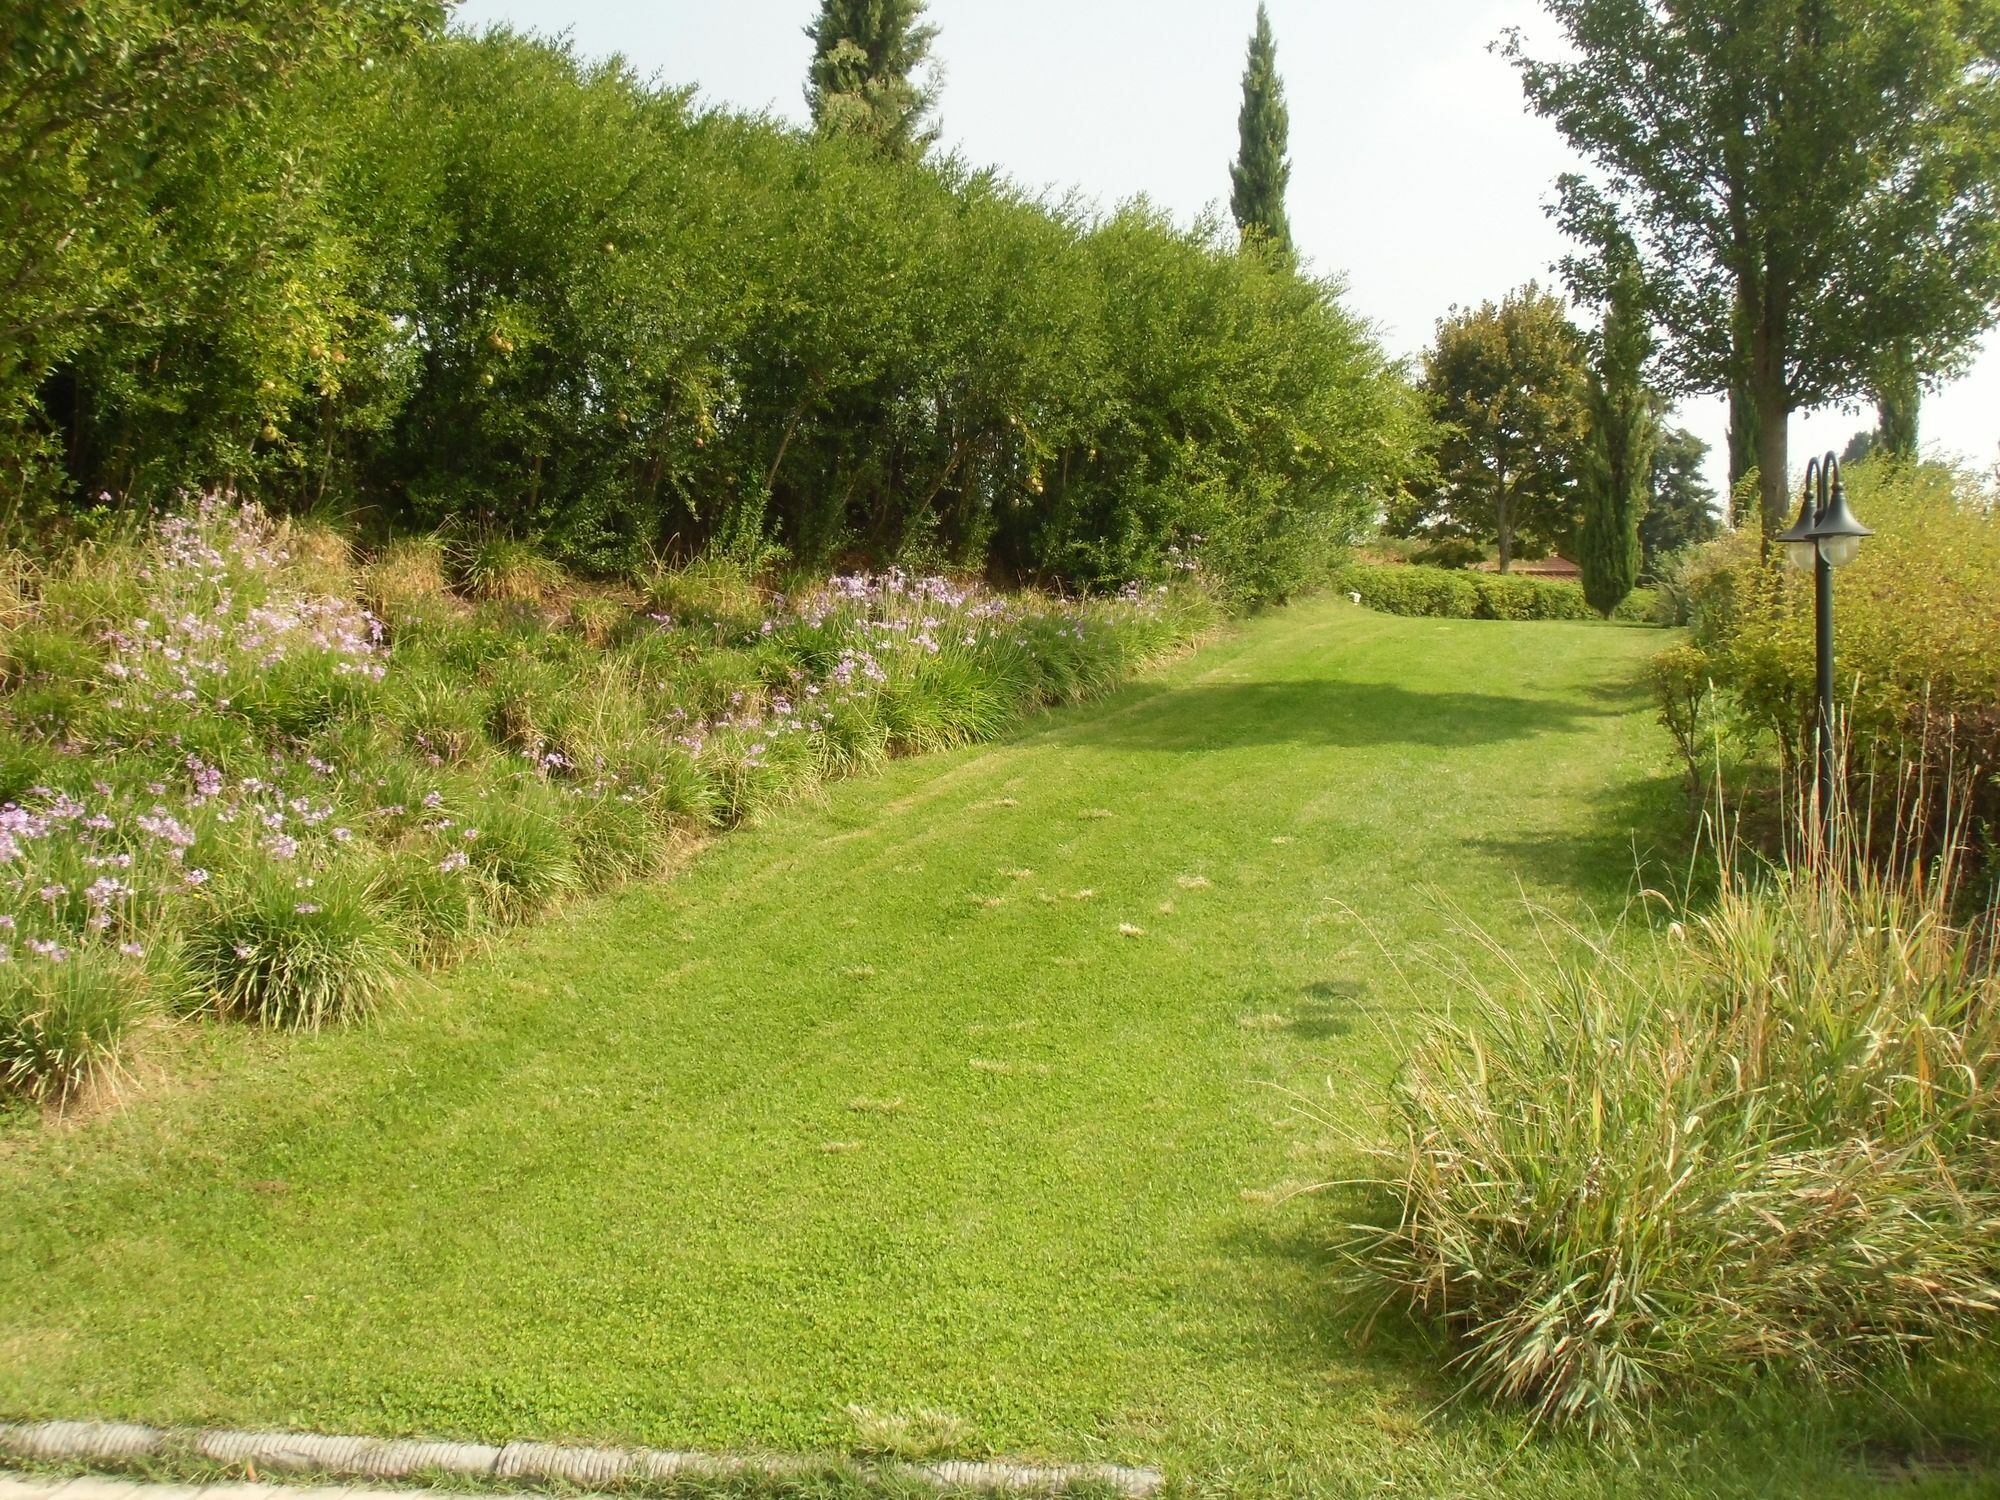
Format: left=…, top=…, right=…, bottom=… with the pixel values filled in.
left=1392, top=284, right=1589, bottom=572
left=1507, top=1, right=2000, bottom=532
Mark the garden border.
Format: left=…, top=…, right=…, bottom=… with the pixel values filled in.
left=0, top=1422, right=1161, bottom=1498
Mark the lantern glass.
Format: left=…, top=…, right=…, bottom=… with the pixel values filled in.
left=1818, top=533, right=1863, bottom=569
left=1784, top=539, right=1819, bottom=572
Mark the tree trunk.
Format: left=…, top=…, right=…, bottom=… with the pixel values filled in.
left=1750, top=319, right=1790, bottom=536
left=1726, top=376, right=1760, bottom=518
left=1495, top=450, right=1512, bottom=573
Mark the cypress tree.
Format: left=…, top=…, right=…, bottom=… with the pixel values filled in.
left=1229, top=5, right=1293, bottom=253
left=1579, top=245, right=1655, bottom=617
left=805, top=0, right=940, bottom=163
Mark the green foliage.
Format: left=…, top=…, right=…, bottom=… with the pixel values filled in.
left=1874, top=343, right=1921, bottom=461
left=0, top=0, right=446, bottom=517
left=1340, top=563, right=1598, bottom=622
left=1351, top=832, right=2000, bottom=1436
left=186, top=860, right=407, bottom=1030
left=1682, top=461, right=2000, bottom=836
left=0, top=946, right=147, bottom=1103
left=1577, top=243, right=1653, bottom=616
left=805, top=0, right=940, bottom=161
left=1229, top=5, right=1293, bottom=254
left=1641, top=427, right=1720, bottom=576
left=1508, top=1, right=2000, bottom=533
left=3, top=24, right=1421, bottom=605
left=1391, top=284, right=1589, bottom=571
left=1647, top=640, right=1716, bottom=787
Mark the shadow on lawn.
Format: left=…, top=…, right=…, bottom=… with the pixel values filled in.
left=1460, top=767, right=1697, bottom=912
left=1056, top=678, right=1624, bottom=753
left=1208, top=1212, right=1463, bottom=1404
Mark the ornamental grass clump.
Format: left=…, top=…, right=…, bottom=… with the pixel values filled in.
left=186, top=859, right=407, bottom=1030
left=0, top=945, right=148, bottom=1103
left=1350, top=835, right=2000, bottom=1436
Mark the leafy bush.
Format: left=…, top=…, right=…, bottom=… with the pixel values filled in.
left=7, top=24, right=1425, bottom=603
left=1349, top=836, right=2000, bottom=1435
left=1671, top=461, right=2000, bottom=836
left=1338, top=563, right=1597, bottom=622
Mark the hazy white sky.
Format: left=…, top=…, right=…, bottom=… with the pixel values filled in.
left=452, top=0, right=2000, bottom=503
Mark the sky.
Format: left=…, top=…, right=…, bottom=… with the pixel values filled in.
left=450, top=0, right=2000, bottom=507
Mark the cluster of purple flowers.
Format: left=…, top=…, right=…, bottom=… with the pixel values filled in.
left=100, top=501, right=386, bottom=719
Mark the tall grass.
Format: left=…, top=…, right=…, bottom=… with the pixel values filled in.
left=1347, top=812, right=2000, bottom=1436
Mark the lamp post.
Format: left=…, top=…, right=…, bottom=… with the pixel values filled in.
left=1773, top=453, right=1873, bottom=845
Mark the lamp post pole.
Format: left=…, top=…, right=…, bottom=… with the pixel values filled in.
left=1775, top=453, right=1872, bottom=851
left=1814, top=519, right=1835, bottom=843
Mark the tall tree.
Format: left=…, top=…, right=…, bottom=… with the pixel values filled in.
left=1642, top=426, right=1721, bottom=573
left=805, top=0, right=940, bottom=162
left=1229, top=4, right=1294, bottom=253
left=1507, top=2, right=2000, bottom=534
left=1873, top=343, right=1921, bottom=460
left=1391, top=284, right=1589, bottom=572
left=0, top=1, right=445, bottom=468
left=1578, top=244, right=1654, bottom=615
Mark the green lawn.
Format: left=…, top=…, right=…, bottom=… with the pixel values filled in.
left=1, top=599, right=1988, bottom=1498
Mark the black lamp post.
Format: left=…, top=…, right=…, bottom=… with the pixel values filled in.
left=1773, top=453, right=1873, bottom=844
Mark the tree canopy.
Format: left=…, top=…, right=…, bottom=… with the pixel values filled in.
left=1507, top=0, right=2000, bottom=531
left=1229, top=4, right=1294, bottom=253
left=1391, top=284, right=1589, bottom=572
left=1577, top=243, right=1655, bottom=615
left=805, top=0, right=940, bottom=162
left=1642, top=426, right=1722, bottom=572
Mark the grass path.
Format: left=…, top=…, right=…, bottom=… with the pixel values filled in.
left=1, top=600, right=1962, bottom=1498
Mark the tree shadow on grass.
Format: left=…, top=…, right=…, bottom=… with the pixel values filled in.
left=1055, top=679, right=1625, bottom=754
left=1459, top=767, right=1699, bottom=912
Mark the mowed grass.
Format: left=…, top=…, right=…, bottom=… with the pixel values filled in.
left=2, top=599, right=1989, bottom=1498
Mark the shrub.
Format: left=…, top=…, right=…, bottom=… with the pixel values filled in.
left=372, top=845, right=483, bottom=963
left=560, top=781, right=670, bottom=889
left=185, top=859, right=407, bottom=1029
left=1348, top=837, right=2000, bottom=1436
left=0, top=946, right=147, bottom=1104
left=567, top=592, right=633, bottom=649
left=1338, top=563, right=1598, bottom=622
left=1612, top=585, right=1662, bottom=623
left=1684, top=461, right=2000, bottom=837
left=383, top=668, right=488, bottom=763
left=1647, top=642, right=1717, bottom=789
left=461, top=780, right=579, bottom=920
left=359, top=536, right=450, bottom=615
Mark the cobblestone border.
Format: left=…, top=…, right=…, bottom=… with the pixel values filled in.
left=0, top=1422, right=1161, bottom=1498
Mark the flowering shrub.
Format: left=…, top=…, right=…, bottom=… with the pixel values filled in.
left=0, top=500, right=1214, bottom=1101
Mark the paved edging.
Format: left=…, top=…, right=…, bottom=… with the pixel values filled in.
left=0, top=1422, right=1162, bottom=1498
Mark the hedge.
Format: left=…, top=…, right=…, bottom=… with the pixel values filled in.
left=1338, top=564, right=1598, bottom=622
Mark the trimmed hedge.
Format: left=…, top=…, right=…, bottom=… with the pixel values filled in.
left=1338, top=564, right=1598, bottom=622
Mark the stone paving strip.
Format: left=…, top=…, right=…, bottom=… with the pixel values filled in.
left=0, top=1423, right=1163, bottom=1499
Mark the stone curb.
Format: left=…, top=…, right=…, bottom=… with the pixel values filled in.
left=0, top=1422, right=1162, bottom=1498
